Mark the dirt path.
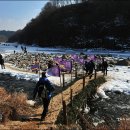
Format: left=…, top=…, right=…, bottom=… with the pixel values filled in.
left=5, top=63, right=36, bottom=74
left=32, top=74, right=101, bottom=129
left=2, top=64, right=102, bottom=129
left=2, top=62, right=130, bottom=129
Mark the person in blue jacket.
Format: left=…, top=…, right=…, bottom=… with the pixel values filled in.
left=33, top=72, right=55, bottom=121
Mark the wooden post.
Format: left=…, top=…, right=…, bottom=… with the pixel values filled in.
left=62, top=100, right=68, bottom=125
left=94, top=69, right=97, bottom=79
left=75, top=64, right=77, bottom=79
left=70, top=89, right=73, bottom=107
left=83, top=76, right=85, bottom=90
left=71, top=71, right=72, bottom=82
left=62, top=73, right=65, bottom=88
left=60, top=73, right=63, bottom=102
left=76, top=109, right=94, bottom=129
left=50, top=127, right=53, bottom=130
left=70, top=60, right=73, bottom=82
left=1, top=114, right=6, bottom=125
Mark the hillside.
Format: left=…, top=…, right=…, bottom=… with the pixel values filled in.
left=0, top=30, right=15, bottom=42
left=8, top=0, right=130, bottom=50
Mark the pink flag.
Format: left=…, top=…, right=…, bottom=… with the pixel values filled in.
left=46, top=65, right=60, bottom=77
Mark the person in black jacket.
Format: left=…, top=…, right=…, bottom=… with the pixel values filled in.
left=0, top=54, right=5, bottom=69
left=84, top=61, right=89, bottom=75
left=88, top=60, right=95, bottom=79
left=33, top=72, right=55, bottom=121
left=0, top=54, right=2, bottom=60
left=102, top=59, right=108, bottom=75
left=1, top=58, right=5, bottom=69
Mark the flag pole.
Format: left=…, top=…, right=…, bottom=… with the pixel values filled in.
left=83, top=59, right=85, bottom=76
left=57, top=64, right=63, bottom=102
left=60, top=71, right=63, bottom=102
left=70, top=66, right=72, bottom=104
left=70, top=60, right=73, bottom=82
left=82, top=59, right=85, bottom=90
left=71, top=71, right=72, bottom=82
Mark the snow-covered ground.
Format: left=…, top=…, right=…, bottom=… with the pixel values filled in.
left=0, top=43, right=74, bottom=86
left=0, top=64, right=74, bottom=87
left=97, top=66, right=130, bottom=98
left=1, top=42, right=130, bottom=57
left=0, top=42, right=130, bottom=95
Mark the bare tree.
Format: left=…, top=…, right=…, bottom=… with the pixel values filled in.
left=50, top=0, right=84, bottom=7
left=49, top=0, right=59, bottom=7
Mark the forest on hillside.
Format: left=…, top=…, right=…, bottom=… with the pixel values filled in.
left=8, top=0, right=130, bottom=50
left=0, top=30, right=15, bottom=42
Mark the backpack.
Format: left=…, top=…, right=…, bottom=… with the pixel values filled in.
left=85, top=61, right=90, bottom=70
left=38, top=85, right=48, bottom=98
left=37, top=78, right=55, bottom=98
left=40, top=78, right=55, bottom=92
left=45, top=81, right=55, bottom=92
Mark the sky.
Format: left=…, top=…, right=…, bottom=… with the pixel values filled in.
left=0, top=1, right=48, bottom=31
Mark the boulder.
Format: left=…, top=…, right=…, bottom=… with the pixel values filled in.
left=116, top=59, right=130, bottom=66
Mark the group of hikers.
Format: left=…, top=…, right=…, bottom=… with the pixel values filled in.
left=13, top=46, right=27, bottom=54
left=1, top=51, right=108, bottom=121
left=0, top=54, right=5, bottom=69
left=21, top=46, right=27, bottom=54
left=32, top=57, right=108, bottom=121
left=84, top=57, right=108, bottom=79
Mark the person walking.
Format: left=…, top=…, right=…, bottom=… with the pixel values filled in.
left=102, top=60, right=108, bottom=75
left=0, top=54, right=2, bottom=69
left=84, top=61, right=89, bottom=75
left=0, top=54, right=5, bottom=69
left=88, top=60, right=95, bottom=79
left=33, top=72, right=55, bottom=121
left=1, top=58, right=5, bottom=69
left=0, top=54, right=2, bottom=60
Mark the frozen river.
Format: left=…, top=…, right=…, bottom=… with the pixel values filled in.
left=0, top=42, right=130, bottom=58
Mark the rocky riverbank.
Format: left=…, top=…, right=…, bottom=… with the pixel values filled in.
left=86, top=91, right=130, bottom=129
left=56, top=74, right=130, bottom=129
